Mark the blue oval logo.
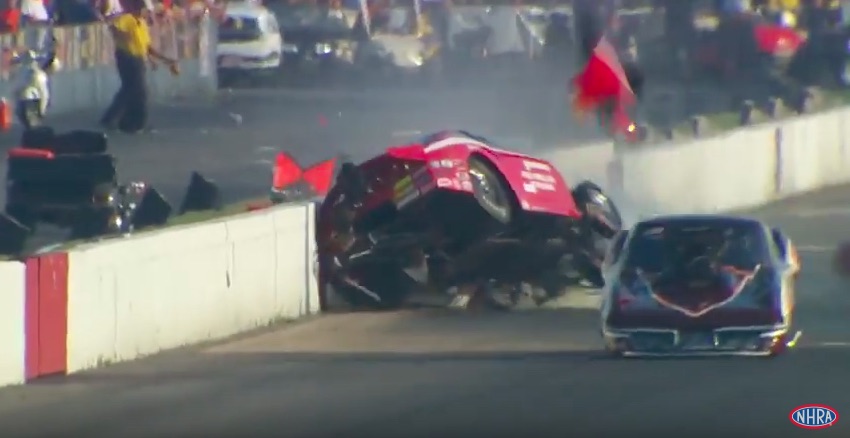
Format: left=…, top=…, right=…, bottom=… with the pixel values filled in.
left=789, top=405, right=839, bottom=429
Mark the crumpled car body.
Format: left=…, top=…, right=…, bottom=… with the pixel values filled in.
left=316, top=130, right=623, bottom=309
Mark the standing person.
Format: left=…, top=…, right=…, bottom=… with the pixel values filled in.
left=0, top=0, right=21, bottom=33
left=99, top=0, right=177, bottom=133
left=20, top=0, right=49, bottom=23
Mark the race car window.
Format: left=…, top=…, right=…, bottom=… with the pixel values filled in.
left=220, top=16, right=263, bottom=42
left=625, top=221, right=772, bottom=273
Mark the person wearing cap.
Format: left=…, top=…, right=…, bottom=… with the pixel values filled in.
left=100, top=0, right=178, bottom=133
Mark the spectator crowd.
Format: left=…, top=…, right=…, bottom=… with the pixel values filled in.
left=0, top=0, right=227, bottom=32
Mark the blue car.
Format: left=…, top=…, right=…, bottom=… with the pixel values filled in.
left=599, top=215, right=802, bottom=357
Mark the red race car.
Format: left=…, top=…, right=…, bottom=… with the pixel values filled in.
left=316, top=130, right=623, bottom=309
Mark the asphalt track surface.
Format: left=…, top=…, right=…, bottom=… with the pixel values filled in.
left=0, top=185, right=849, bottom=437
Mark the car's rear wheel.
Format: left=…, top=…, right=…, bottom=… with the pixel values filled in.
left=572, top=181, right=622, bottom=238
left=468, top=155, right=513, bottom=224
left=572, top=181, right=623, bottom=287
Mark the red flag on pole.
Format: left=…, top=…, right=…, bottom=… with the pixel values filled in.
left=571, top=36, right=636, bottom=138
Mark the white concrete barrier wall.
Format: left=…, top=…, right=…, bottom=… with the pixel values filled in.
left=66, top=203, right=317, bottom=373
left=0, top=262, right=25, bottom=387
left=540, top=141, right=614, bottom=189
left=619, top=122, right=779, bottom=214
left=545, top=107, right=850, bottom=219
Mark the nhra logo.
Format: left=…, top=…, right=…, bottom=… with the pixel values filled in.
left=789, top=405, right=839, bottom=429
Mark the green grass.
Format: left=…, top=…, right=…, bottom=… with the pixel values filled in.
left=166, top=198, right=270, bottom=227
left=824, top=88, right=850, bottom=107
left=664, top=86, right=850, bottom=139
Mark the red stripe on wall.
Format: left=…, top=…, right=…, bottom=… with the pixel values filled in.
left=24, top=258, right=39, bottom=381
left=24, top=253, right=69, bottom=380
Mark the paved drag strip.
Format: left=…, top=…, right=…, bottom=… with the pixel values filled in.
left=0, top=185, right=849, bottom=437
left=0, top=160, right=848, bottom=437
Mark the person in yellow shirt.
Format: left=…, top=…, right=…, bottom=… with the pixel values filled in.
left=100, top=0, right=178, bottom=133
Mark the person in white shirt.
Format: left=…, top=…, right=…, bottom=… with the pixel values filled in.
left=20, top=0, right=49, bottom=22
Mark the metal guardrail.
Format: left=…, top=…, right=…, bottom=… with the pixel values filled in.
left=0, top=17, right=204, bottom=81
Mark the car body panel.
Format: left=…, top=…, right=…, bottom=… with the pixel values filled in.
left=316, top=133, right=584, bottom=236
left=386, top=133, right=581, bottom=217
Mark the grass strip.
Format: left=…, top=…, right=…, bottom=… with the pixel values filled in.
left=670, top=87, right=850, bottom=138
left=23, top=197, right=274, bottom=256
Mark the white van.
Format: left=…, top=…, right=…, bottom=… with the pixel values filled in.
left=217, top=2, right=283, bottom=83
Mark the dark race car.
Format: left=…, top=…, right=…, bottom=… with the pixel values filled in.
left=316, top=130, right=623, bottom=309
left=599, top=214, right=802, bottom=357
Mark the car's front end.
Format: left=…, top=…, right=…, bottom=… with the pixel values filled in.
left=600, top=269, right=800, bottom=357
left=216, top=14, right=282, bottom=86
left=217, top=48, right=282, bottom=85
left=602, top=311, right=799, bottom=357
left=279, top=29, right=357, bottom=85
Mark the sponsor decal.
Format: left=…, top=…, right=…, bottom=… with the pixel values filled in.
left=789, top=405, right=839, bottom=429
left=521, top=160, right=557, bottom=193
left=412, top=167, right=435, bottom=192
left=429, top=159, right=456, bottom=169
left=393, top=176, right=419, bottom=207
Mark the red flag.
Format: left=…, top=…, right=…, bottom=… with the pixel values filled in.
left=271, top=152, right=338, bottom=197
left=302, top=158, right=337, bottom=197
left=571, top=37, right=636, bottom=137
left=272, top=152, right=303, bottom=191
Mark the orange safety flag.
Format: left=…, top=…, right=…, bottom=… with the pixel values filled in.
left=272, top=152, right=338, bottom=197
left=571, top=36, right=636, bottom=137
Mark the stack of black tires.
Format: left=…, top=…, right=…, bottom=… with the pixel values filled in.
left=5, top=127, right=121, bottom=239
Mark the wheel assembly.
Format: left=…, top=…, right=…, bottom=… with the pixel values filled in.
left=468, top=155, right=514, bottom=224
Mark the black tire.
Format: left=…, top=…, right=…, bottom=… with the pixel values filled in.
left=21, top=126, right=55, bottom=149
left=572, top=181, right=622, bottom=287
left=468, top=155, right=514, bottom=224
left=572, top=181, right=622, bottom=238
left=4, top=204, right=37, bottom=234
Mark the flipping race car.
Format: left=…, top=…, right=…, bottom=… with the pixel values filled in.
left=316, top=130, right=623, bottom=309
left=600, top=215, right=802, bottom=357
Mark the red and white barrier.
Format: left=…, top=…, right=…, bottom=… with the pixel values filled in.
left=0, top=255, right=68, bottom=386
left=0, top=262, right=25, bottom=386
left=0, top=202, right=318, bottom=386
